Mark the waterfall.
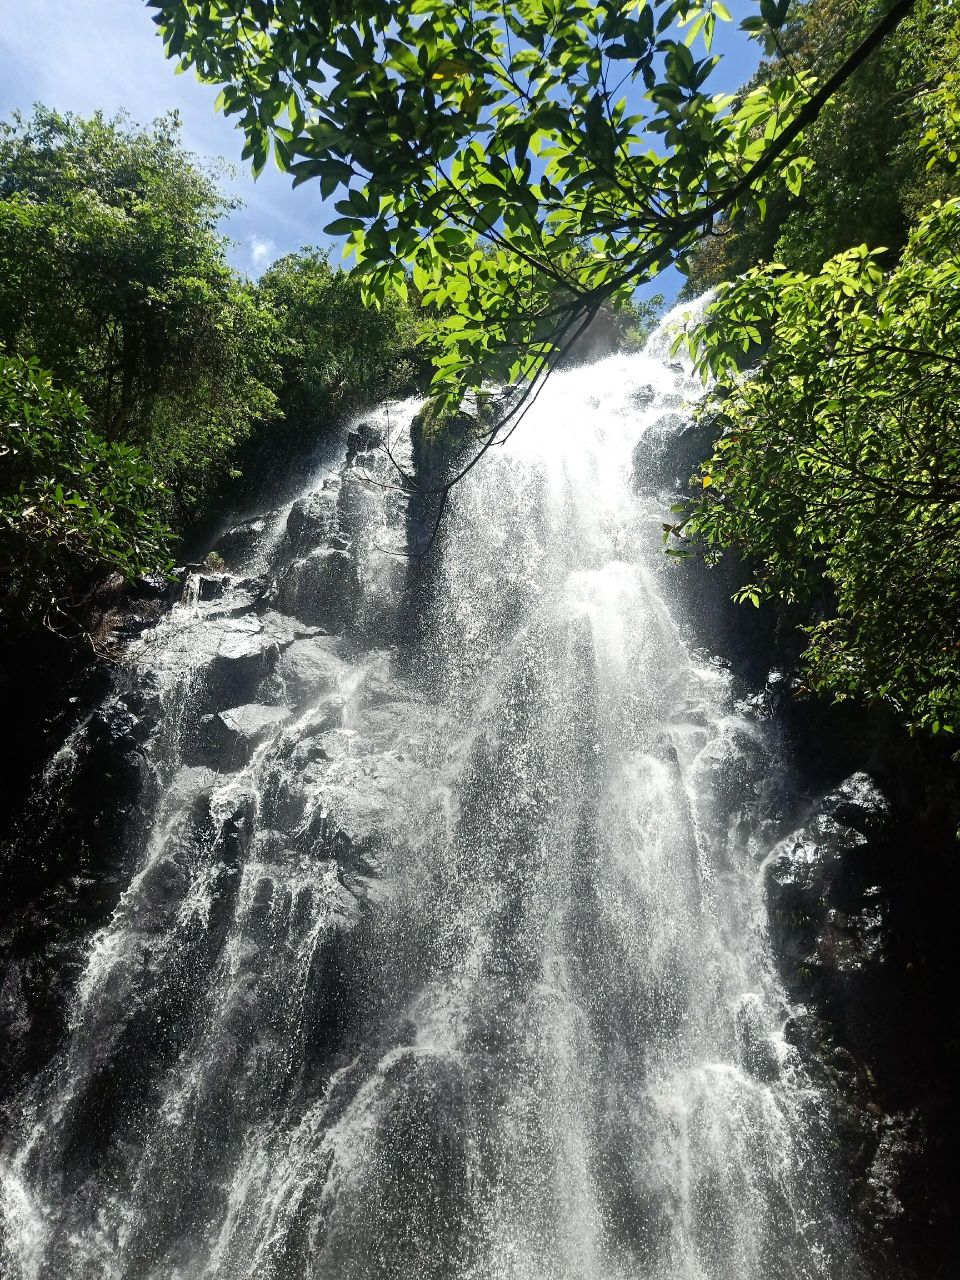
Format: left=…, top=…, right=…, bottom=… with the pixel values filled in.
left=0, top=303, right=861, bottom=1280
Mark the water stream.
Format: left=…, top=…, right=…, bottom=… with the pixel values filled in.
left=1, top=306, right=860, bottom=1279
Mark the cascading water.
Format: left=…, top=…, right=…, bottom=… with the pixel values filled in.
left=1, top=303, right=863, bottom=1280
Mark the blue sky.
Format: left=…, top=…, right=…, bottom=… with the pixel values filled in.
left=0, top=0, right=762, bottom=294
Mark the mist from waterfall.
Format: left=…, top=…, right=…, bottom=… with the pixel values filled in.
left=0, top=302, right=861, bottom=1280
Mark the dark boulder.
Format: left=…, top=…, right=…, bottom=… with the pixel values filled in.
left=633, top=411, right=709, bottom=497
left=212, top=515, right=274, bottom=569
left=284, top=486, right=340, bottom=558
left=345, top=420, right=384, bottom=465
left=766, top=773, right=890, bottom=991
left=273, top=548, right=359, bottom=630
left=198, top=625, right=284, bottom=711
left=197, top=574, right=229, bottom=602
left=276, top=637, right=346, bottom=706
left=185, top=703, right=292, bottom=769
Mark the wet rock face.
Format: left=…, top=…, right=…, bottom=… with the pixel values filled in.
left=767, top=773, right=890, bottom=992
left=765, top=770, right=960, bottom=1277
left=0, top=431, right=306, bottom=1096
left=186, top=704, right=293, bottom=769
left=199, top=624, right=284, bottom=711
left=0, top=408, right=436, bottom=1151
left=275, top=636, right=345, bottom=707
left=0, top=684, right=161, bottom=1113
left=274, top=548, right=359, bottom=630
left=318, top=1050, right=475, bottom=1280
left=212, top=515, right=274, bottom=569
left=733, top=993, right=781, bottom=1083
left=632, top=411, right=706, bottom=498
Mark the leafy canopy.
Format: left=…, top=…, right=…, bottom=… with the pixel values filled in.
left=258, top=247, right=422, bottom=430
left=0, top=106, right=279, bottom=517
left=684, top=0, right=959, bottom=291
left=148, top=0, right=916, bottom=418
left=669, top=196, right=960, bottom=735
left=0, top=354, right=172, bottom=630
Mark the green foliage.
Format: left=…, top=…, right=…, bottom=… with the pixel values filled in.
left=256, top=248, right=420, bottom=431
left=684, top=0, right=960, bottom=291
left=916, top=8, right=960, bottom=176
left=0, top=106, right=279, bottom=518
left=614, top=292, right=666, bottom=348
left=147, top=0, right=908, bottom=415
left=0, top=354, right=173, bottom=630
left=670, top=197, right=960, bottom=734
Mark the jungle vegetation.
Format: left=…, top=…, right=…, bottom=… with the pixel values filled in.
left=147, top=0, right=915, bottom=411
left=671, top=0, right=960, bottom=735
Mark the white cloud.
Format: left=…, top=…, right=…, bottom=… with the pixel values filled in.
left=250, top=237, right=275, bottom=270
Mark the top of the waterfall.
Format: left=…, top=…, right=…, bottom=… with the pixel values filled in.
left=643, top=291, right=717, bottom=371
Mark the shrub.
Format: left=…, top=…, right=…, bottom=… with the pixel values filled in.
left=673, top=198, right=960, bottom=735
left=0, top=354, right=172, bottom=630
